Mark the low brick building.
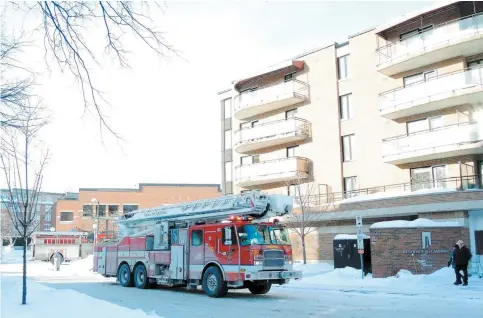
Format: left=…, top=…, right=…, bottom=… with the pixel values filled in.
left=369, top=219, right=469, bottom=278
left=54, top=183, right=221, bottom=234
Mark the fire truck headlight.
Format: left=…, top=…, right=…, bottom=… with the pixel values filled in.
left=284, top=255, right=293, bottom=265
left=254, top=260, right=263, bottom=266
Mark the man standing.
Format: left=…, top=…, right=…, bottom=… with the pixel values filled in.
left=453, top=240, right=472, bottom=286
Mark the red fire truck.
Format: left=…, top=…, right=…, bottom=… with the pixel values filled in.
left=32, top=231, right=89, bottom=263
left=94, top=190, right=302, bottom=297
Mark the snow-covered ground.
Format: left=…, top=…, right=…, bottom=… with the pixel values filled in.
left=2, top=248, right=483, bottom=318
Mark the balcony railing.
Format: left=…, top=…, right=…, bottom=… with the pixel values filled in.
left=309, top=175, right=481, bottom=206
left=379, top=67, right=483, bottom=117
left=234, top=117, right=311, bottom=153
left=382, top=122, right=483, bottom=164
left=377, top=13, right=483, bottom=68
left=235, top=156, right=310, bottom=187
left=233, top=79, right=309, bottom=120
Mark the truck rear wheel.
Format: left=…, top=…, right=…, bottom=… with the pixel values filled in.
left=134, top=264, right=149, bottom=289
left=248, top=282, right=271, bottom=295
left=202, top=266, right=228, bottom=298
left=118, top=264, right=134, bottom=287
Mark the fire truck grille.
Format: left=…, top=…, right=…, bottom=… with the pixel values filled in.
left=263, top=250, right=284, bottom=268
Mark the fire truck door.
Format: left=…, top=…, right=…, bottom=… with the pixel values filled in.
left=218, top=225, right=239, bottom=266
left=204, top=230, right=217, bottom=262
left=97, top=247, right=107, bottom=275
left=170, top=245, right=184, bottom=280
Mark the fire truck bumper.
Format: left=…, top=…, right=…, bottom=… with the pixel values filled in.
left=247, top=270, right=302, bottom=281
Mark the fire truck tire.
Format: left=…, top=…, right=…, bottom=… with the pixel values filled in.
left=202, top=266, right=228, bottom=298
left=134, top=264, right=150, bottom=289
left=118, top=264, right=134, bottom=287
left=247, top=282, right=271, bottom=295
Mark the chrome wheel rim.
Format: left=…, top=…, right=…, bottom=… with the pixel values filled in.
left=207, top=274, right=217, bottom=291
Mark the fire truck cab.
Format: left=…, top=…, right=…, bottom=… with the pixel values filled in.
left=94, top=191, right=302, bottom=297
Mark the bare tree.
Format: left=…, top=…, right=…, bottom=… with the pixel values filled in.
left=4, top=2, right=179, bottom=136
left=0, top=100, right=53, bottom=305
left=284, top=178, right=332, bottom=264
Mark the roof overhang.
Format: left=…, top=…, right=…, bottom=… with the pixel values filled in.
left=234, top=60, right=305, bottom=92
left=375, top=1, right=458, bottom=35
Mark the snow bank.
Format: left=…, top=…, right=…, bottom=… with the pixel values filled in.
left=334, top=234, right=369, bottom=240
left=1, top=276, right=163, bottom=318
left=294, top=262, right=333, bottom=277
left=340, top=187, right=457, bottom=204
left=370, top=218, right=461, bottom=229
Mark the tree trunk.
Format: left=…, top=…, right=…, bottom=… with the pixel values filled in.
left=301, top=235, right=307, bottom=265
left=22, top=228, right=27, bottom=305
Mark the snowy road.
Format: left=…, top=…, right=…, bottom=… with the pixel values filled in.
left=37, top=276, right=482, bottom=318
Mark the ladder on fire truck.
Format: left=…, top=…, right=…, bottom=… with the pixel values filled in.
left=117, top=190, right=292, bottom=236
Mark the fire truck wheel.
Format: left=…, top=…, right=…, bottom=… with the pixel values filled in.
left=247, top=282, right=271, bottom=295
left=134, top=264, right=150, bottom=289
left=202, top=266, right=228, bottom=298
left=118, top=264, right=134, bottom=287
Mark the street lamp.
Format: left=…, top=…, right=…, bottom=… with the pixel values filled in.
left=91, top=198, right=99, bottom=246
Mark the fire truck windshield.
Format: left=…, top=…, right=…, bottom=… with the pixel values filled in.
left=238, top=225, right=291, bottom=246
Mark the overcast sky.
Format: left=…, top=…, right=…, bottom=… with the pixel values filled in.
left=4, top=1, right=435, bottom=193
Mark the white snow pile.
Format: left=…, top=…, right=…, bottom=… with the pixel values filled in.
left=370, top=218, right=461, bottom=229
left=334, top=234, right=369, bottom=240
left=340, top=187, right=457, bottom=204
left=1, top=275, right=163, bottom=318
left=294, top=262, right=333, bottom=278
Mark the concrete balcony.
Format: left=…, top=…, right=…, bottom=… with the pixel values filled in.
left=379, top=68, right=483, bottom=120
left=234, top=118, right=311, bottom=154
left=235, top=157, right=310, bottom=188
left=376, top=13, right=483, bottom=76
left=233, top=79, right=309, bottom=121
left=382, top=122, right=483, bottom=164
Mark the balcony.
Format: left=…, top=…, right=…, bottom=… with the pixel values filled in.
left=376, top=13, right=483, bottom=76
left=234, top=118, right=311, bottom=154
left=235, top=157, right=311, bottom=188
left=233, top=79, right=309, bottom=120
left=379, top=67, right=483, bottom=120
left=382, top=122, right=483, bottom=164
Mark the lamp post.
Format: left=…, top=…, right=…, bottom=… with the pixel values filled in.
left=91, top=198, right=100, bottom=245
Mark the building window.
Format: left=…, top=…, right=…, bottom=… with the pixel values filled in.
left=239, top=121, right=258, bottom=130
left=224, top=130, right=232, bottom=150
left=344, top=176, right=358, bottom=198
left=338, top=55, right=349, bottom=80
left=468, top=59, right=483, bottom=69
left=60, top=211, right=73, bottom=222
left=43, top=224, right=51, bottom=231
left=241, top=155, right=259, bottom=165
left=82, top=205, right=93, bottom=217
left=191, top=230, right=203, bottom=247
left=403, top=70, right=437, bottom=87
left=287, top=185, right=296, bottom=196
left=123, top=205, right=139, bottom=214
left=287, top=146, right=297, bottom=157
left=340, top=94, right=353, bottom=120
left=44, top=211, right=52, bottom=222
left=407, top=116, right=443, bottom=135
left=410, top=165, right=447, bottom=191
left=475, top=230, right=483, bottom=255
left=224, top=98, right=231, bottom=119
left=284, top=73, right=294, bottom=81
left=342, top=134, right=355, bottom=161
left=225, top=161, right=232, bottom=182
left=108, top=205, right=119, bottom=216
left=285, top=109, right=298, bottom=119
left=98, top=205, right=106, bottom=217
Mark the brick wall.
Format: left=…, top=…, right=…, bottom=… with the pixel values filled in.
left=370, top=226, right=470, bottom=278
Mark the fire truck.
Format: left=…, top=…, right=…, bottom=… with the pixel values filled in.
left=94, top=190, right=302, bottom=297
left=32, top=231, right=89, bottom=263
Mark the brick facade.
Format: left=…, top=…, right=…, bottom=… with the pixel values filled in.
left=370, top=226, right=470, bottom=278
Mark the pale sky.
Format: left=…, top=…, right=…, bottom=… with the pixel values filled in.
left=4, top=1, right=435, bottom=193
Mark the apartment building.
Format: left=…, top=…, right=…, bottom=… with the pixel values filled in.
left=218, top=1, right=483, bottom=266
left=54, top=183, right=221, bottom=235
left=0, top=190, right=64, bottom=240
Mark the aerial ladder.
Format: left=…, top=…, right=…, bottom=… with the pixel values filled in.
left=116, top=190, right=293, bottom=237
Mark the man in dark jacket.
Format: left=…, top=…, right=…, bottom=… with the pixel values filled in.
left=453, top=240, right=472, bottom=286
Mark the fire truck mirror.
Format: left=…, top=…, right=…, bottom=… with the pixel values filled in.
left=224, top=227, right=232, bottom=245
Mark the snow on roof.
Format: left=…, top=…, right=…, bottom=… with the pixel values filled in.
left=370, top=218, right=461, bottom=229
left=334, top=234, right=369, bottom=240
left=375, top=1, right=457, bottom=34
left=340, top=187, right=458, bottom=204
